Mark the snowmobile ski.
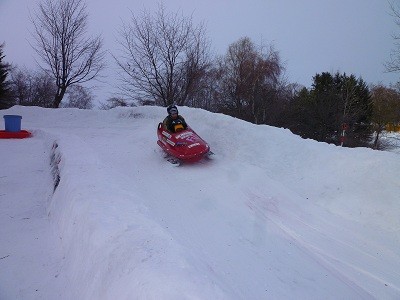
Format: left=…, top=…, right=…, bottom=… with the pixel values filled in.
left=166, top=157, right=181, bottom=166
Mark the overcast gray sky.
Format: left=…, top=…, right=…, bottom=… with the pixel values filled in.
left=0, top=0, right=399, bottom=103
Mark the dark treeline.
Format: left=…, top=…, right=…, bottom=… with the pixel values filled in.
left=1, top=0, right=400, bottom=149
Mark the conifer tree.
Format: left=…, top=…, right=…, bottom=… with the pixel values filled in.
left=289, top=72, right=372, bottom=146
left=0, top=43, right=14, bottom=109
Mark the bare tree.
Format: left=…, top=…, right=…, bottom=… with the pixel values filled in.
left=216, top=37, right=284, bottom=123
left=387, top=2, right=400, bottom=73
left=10, top=68, right=57, bottom=107
left=62, top=84, right=93, bottom=109
left=371, top=85, right=400, bottom=149
left=185, top=65, right=221, bottom=111
left=99, top=97, right=132, bottom=110
left=338, top=74, right=372, bottom=125
left=30, top=0, right=105, bottom=108
left=115, top=4, right=210, bottom=106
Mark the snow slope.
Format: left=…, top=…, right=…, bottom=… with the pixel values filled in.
left=1, top=105, right=399, bottom=299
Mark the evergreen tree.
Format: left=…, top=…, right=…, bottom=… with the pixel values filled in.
left=0, top=43, right=14, bottom=109
left=288, top=72, right=372, bottom=147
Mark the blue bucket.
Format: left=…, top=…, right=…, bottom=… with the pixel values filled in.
left=3, top=115, right=22, bottom=132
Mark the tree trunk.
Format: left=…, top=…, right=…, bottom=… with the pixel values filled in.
left=373, top=129, right=381, bottom=150
left=53, top=87, right=66, bottom=108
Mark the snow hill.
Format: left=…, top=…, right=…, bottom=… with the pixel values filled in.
left=1, top=105, right=399, bottom=299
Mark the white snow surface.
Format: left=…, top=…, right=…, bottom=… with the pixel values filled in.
left=1, top=105, right=399, bottom=299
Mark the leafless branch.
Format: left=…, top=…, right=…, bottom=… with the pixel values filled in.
left=114, top=4, right=210, bottom=106
left=30, top=0, right=105, bottom=107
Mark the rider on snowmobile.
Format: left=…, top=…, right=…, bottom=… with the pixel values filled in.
left=163, top=105, right=188, bottom=133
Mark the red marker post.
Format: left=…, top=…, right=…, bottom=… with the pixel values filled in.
left=340, top=123, right=348, bottom=146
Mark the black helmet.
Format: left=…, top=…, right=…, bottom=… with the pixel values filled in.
left=167, top=104, right=178, bottom=115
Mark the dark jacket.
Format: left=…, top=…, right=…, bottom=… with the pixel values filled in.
left=163, top=115, right=188, bottom=132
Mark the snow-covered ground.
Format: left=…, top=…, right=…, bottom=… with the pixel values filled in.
left=1, top=105, right=399, bottom=299
left=380, top=131, right=400, bottom=154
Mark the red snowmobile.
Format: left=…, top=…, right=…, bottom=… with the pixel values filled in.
left=157, top=122, right=212, bottom=165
